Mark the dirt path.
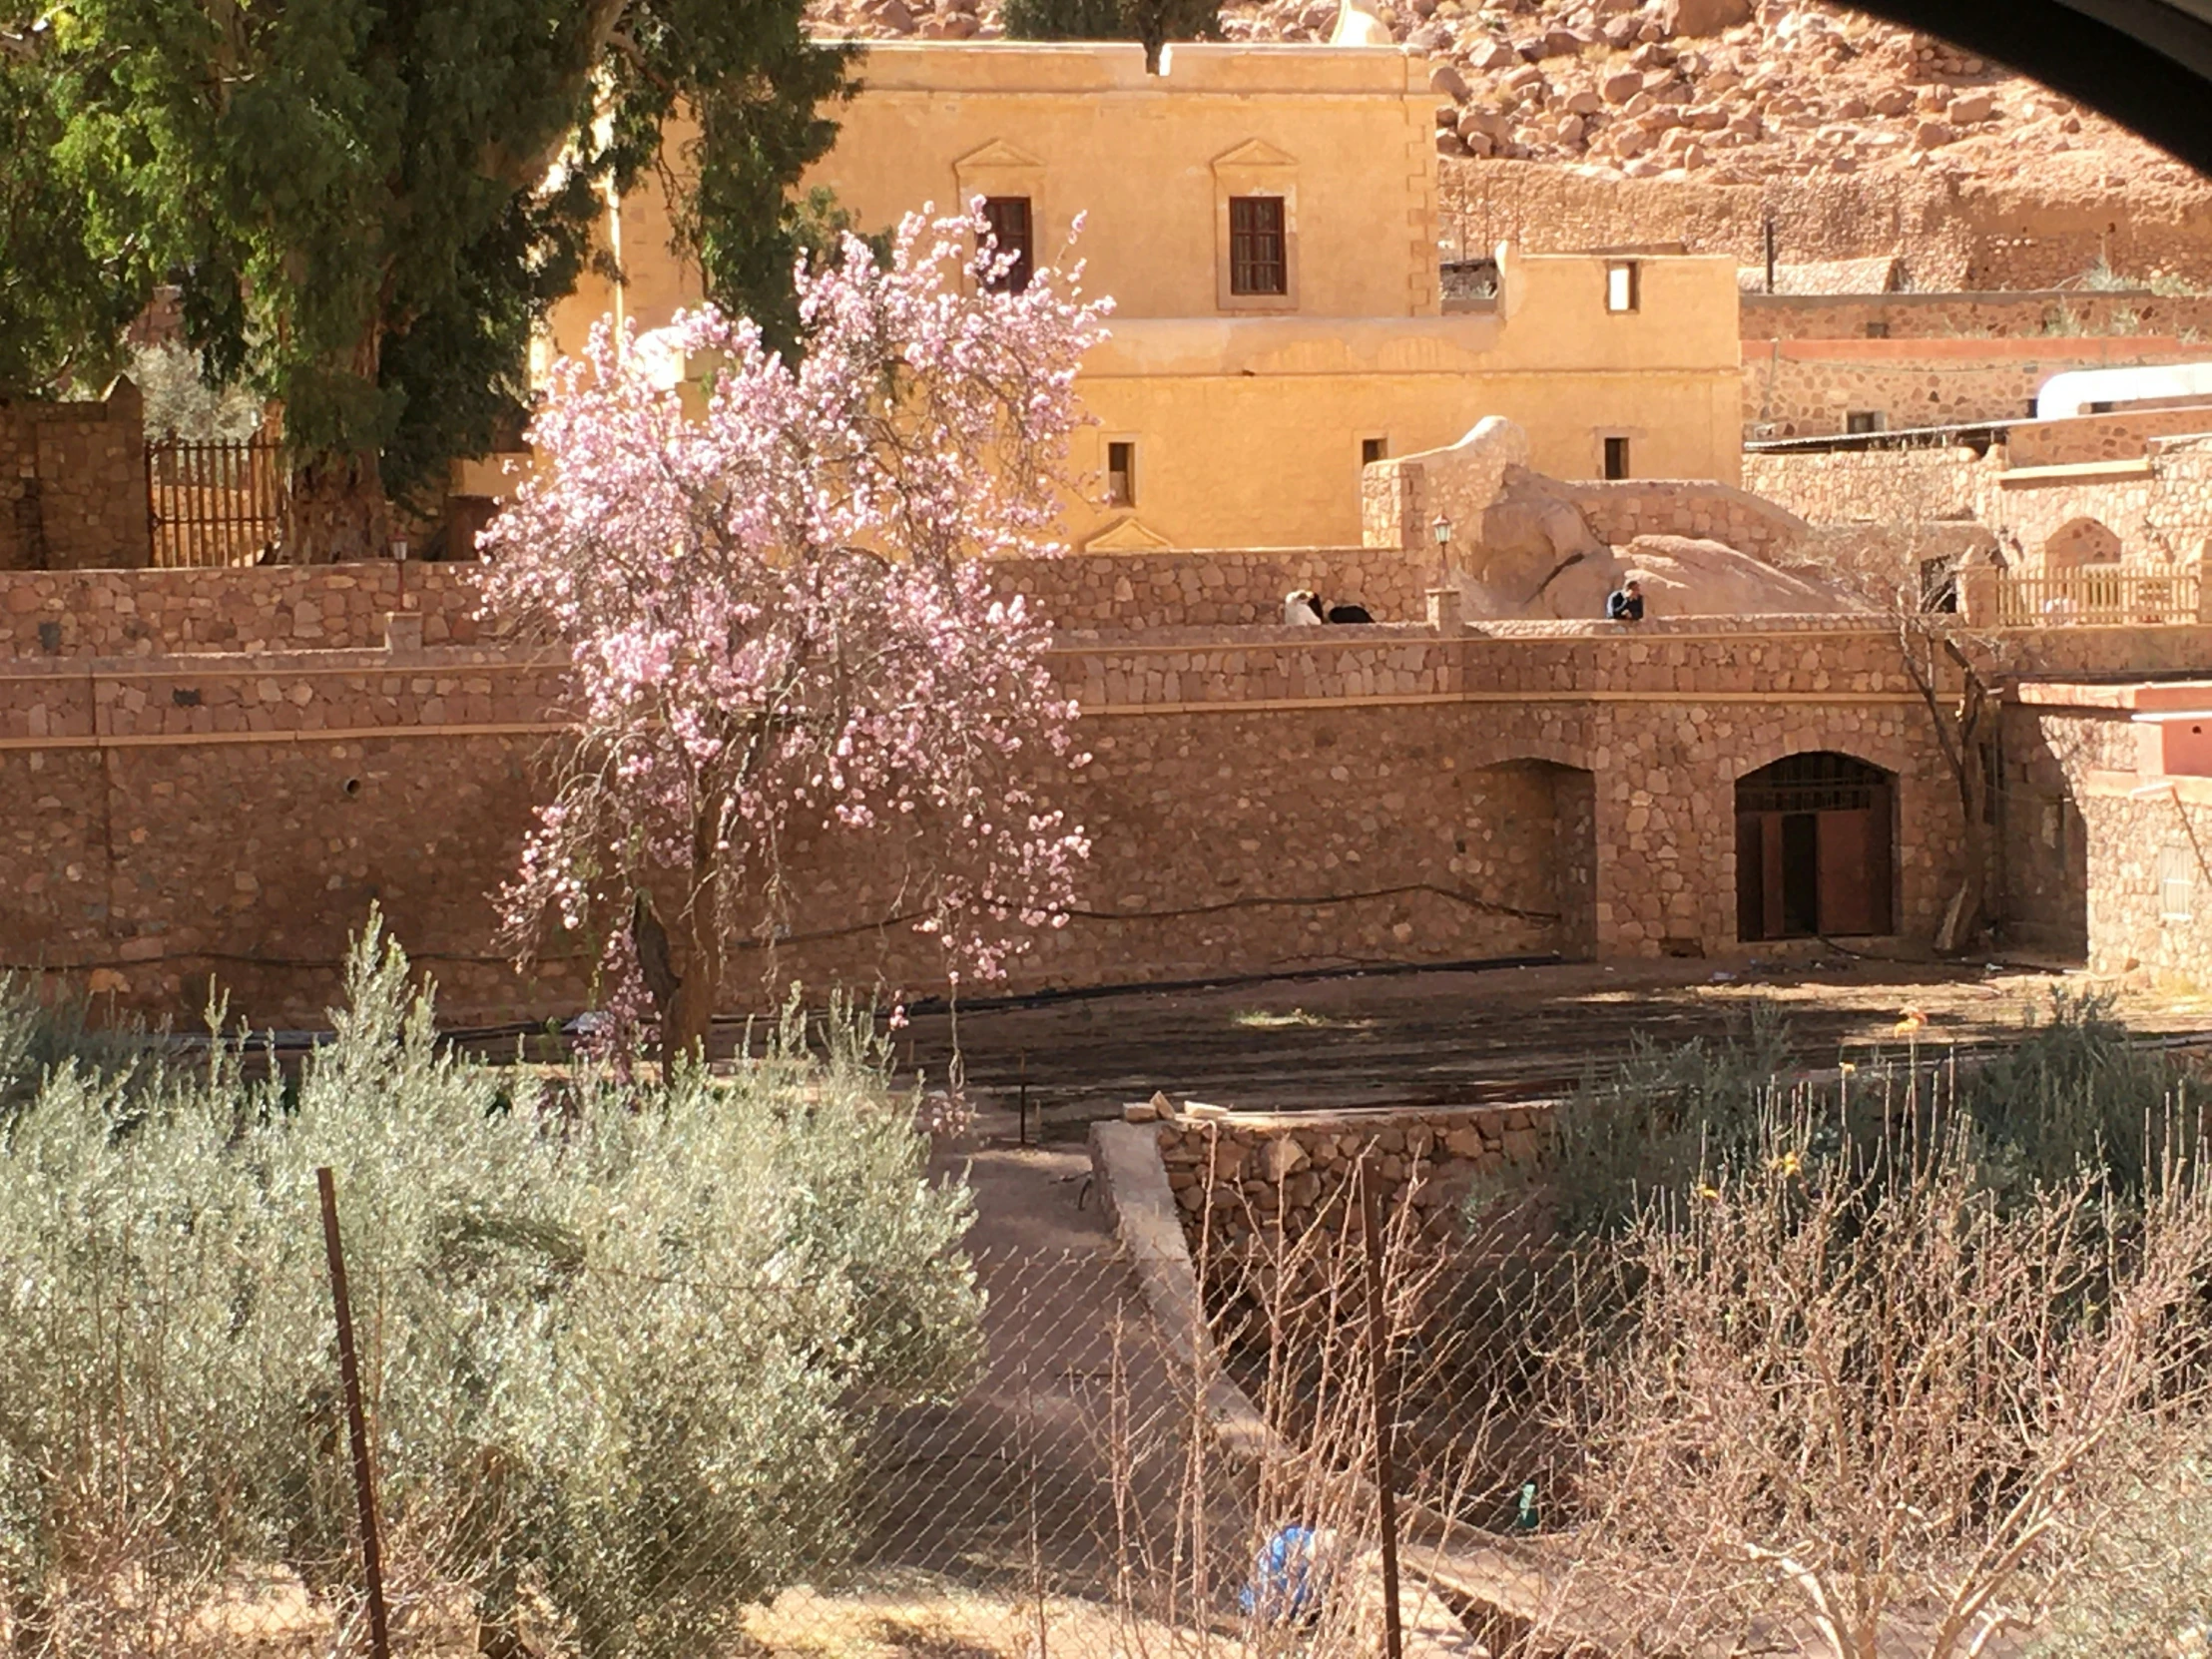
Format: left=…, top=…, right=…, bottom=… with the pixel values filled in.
left=860, top=1099, right=1233, bottom=1600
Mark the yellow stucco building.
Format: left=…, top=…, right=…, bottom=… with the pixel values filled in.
left=547, top=40, right=1743, bottom=550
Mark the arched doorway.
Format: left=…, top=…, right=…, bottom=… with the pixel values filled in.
left=2041, top=517, right=2123, bottom=571
left=1735, top=753, right=1896, bottom=941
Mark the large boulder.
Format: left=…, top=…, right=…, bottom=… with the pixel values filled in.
left=1458, top=466, right=1609, bottom=615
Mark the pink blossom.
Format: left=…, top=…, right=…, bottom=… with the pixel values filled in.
left=482, top=208, right=1110, bottom=1017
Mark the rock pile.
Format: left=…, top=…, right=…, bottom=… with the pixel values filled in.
left=801, top=0, right=2197, bottom=194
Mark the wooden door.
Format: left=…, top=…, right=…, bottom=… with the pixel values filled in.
left=1736, top=815, right=1765, bottom=941
left=1815, top=803, right=1893, bottom=935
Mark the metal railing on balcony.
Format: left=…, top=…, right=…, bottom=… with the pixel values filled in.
left=1994, top=568, right=2201, bottom=626
left=147, top=434, right=285, bottom=567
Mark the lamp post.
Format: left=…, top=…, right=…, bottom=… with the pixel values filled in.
left=1430, top=510, right=1453, bottom=588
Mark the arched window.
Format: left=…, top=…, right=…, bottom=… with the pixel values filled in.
left=1736, top=753, right=1895, bottom=940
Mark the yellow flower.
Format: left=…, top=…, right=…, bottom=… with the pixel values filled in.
left=1695, top=1183, right=1722, bottom=1203
left=1838, top=1062, right=1858, bottom=1076
left=1893, top=1007, right=1928, bottom=1037
left=1772, top=1151, right=1802, bottom=1177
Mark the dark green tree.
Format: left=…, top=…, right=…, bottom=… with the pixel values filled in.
left=1000, top=0, right=1219, bottom=71
left=0, top=27, right=142, bottom=395
left=1, top=0, right=849, bottom=559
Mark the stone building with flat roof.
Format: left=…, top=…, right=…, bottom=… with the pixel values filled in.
left=546, top=41, right=1744, bottom=550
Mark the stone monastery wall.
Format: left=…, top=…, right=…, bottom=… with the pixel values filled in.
left=0, top=563, right=2011, bottom=1028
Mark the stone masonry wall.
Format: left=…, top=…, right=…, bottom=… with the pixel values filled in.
left=0, top=382, right=150, bottom=573
left=1152, top=1104, right=1553, bottom=1246
left=988, top=546, right=1430, bottom=627
left=1, top=564, right=495, bottom=658
left=2146, top=438, right=2212, bottom=561
left=1741, top=291, right=2212, bottom=342
left=10, top=550, right=2211, bottom=1026
left=1741, top=338, right=2206, bottom=440
left=2081, top=789, right=2212, bottom=986
left=2005, top=408, right=2212, bottom=469
left=1743, top=446, right=1987, bottom=528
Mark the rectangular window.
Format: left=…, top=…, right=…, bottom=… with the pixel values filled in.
left=981, top=196, right=1033, bottom=293
left=1603, top=436, right=1630, bottom=480
left=1229, top=197, right=1288, bottom=296
left=1106, top=441, right=1136, bottom=507
left=1864, top=319, right=1891, bottom=338
left=1605, top=261, right=1639, bottom=312
left=1846, top=410, right=1888, bottom=435
left=2160, top=844, right=2193, bottom=922
left=1361, top=437, right=1387, bottom=467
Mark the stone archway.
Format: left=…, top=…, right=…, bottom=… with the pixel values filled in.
left=2041, top=516, right=2123, bottom=571
left=1735, top=752, right=1897, bottom=941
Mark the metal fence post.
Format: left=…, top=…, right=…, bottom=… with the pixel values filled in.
left=316, top=1167, right=392, bottom=1659
left=1360, top=1161, right=1403, bottom=1659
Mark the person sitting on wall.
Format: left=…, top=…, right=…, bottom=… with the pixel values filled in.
left=1605, top=578, right=1645, bottom=622
left=1326, top=600, right=1374, bottom=623
left=1284, top=589, right=1325, bottom=625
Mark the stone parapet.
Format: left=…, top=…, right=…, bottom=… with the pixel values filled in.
left=989, top=545, right=1428, bottom=627
left=0, top=563, right=497, bottom=658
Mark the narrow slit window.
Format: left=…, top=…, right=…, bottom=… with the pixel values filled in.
left=1229, top=196, right=1288, bottom=296
left=1605, top=261, right=1639, bottom=312
left=1603, top=436, right=1630, bottom=480
left=1107, top=441, right=1136, bottom=507
left=981, top=196, right=1033, bottom=293
left=1361, top=436, right=1387, bottom=467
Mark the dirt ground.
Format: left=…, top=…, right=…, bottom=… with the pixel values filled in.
left=888, top=954, right=2212, bottom=1141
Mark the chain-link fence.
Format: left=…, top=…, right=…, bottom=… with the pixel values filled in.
left=1, top=1188, right=1521, bottom=1659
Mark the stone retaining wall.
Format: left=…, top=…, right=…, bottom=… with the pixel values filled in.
left=1152, top=1104, right=1552, bottom=1244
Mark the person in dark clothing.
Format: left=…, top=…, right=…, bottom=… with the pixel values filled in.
left=1605, top=578, right=1644, bottom=622
left=1326, top=602, right=1373, bottom=623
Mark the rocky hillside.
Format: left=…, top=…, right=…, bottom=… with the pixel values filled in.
left=807, top=0, right=2206, bottom=216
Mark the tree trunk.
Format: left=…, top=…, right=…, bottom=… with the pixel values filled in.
left=1935, top=675, right=1993, bottom=954
left=655, top=831, right=725, bottom=1073
left=661, top=902, right=722, bottom=1071
left=285, top=450, right=392, bottom=564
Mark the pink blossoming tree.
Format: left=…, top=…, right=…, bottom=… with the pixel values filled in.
left=482, top=210, right=1110, bottom=1061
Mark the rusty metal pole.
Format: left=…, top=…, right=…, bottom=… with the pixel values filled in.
left=1360, top=1161, right=1404, bottom=1659
left=316, top=1167, right=392, bottom=1659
